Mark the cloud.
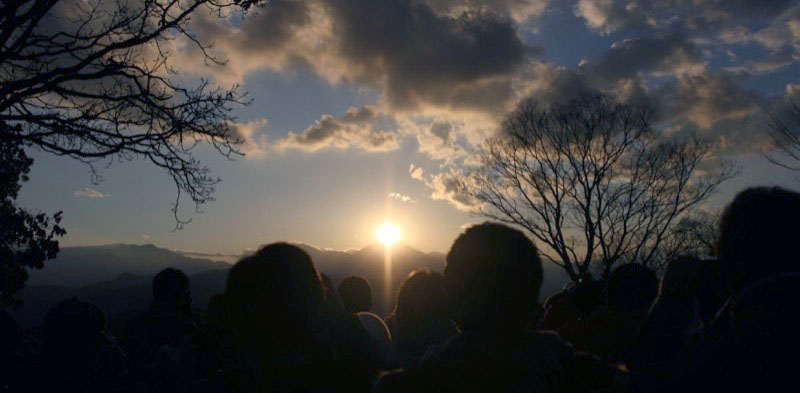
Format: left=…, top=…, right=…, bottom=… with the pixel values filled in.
left=175, top=0, right=535, bottom=118
left=273, top=106, right=400, bottom=152
left=227, top=118, right=270, bottom=158
left=410, top=164, right=425, bottom=181
left=575, top=0, right=797, bottom=36
left=388, top=192, right=417, bottom=203
left=662, top=72, right=758, bottom=130
left=410, top=166, right=480, bottom=211
left=140, top=234, right=151, bottom=240
left=575, top=0, right=652, bottom=35
left=428, top=170, right=480, bottom=211
left=426, top=0, right=550, bottom=24
left=74, top=187, right=111, bottom=199
left=589, top=34, right=707, bottom=79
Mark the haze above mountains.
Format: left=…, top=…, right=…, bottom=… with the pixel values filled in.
left=15, top=242, right=569, bottom=327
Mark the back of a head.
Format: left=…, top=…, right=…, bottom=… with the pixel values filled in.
left=42, top=298, right=107, bottom=361
left=205, top=293, right=227, bottom=326
left=394, top=269, right=448, bottom=330
left=225, top=242, right=323, bottom=344
left=445, top=222, right=543, bottom=332
left=152, top=268, right=191, bottom=309
left=717, top=187, right=800, bottom=293
left=338, top=276, right=372, bottom=313
left=605, top=264, right=658, bottom=311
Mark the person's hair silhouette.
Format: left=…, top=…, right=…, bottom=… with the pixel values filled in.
left=445, top=222, right=543, bottom=331
left=225, top=242, right=324, bottom=347
left=389, top=269, right=455, bottom=367
left=41, top=298, right=126, bottom=392
left=606, top=263, right=658, bottom=311
left=718, top=186, right=800, bottom=293
left=152, top=267, right=192, bottom=315
left=338, top=275, right=372, bottom=314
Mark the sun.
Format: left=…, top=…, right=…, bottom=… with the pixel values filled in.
left=376, top=222, right=402, bottom=247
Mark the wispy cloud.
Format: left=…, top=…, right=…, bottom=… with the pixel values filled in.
left=74, top=187, right=111, bottom=199
left=388, top=192, right=417, bottom=204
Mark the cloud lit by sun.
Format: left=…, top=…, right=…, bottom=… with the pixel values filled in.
left=376, top=222, right=401, bottom=247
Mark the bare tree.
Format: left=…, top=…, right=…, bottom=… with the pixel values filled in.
left=654, top=209, right=719, bottom=269
left=471, top=95, right=738, bottom=281
left=0, top=0, right=257, bottom=306
left=767, top=99, right=800, bottom=172
left=1, top=0, right=255, bottom=226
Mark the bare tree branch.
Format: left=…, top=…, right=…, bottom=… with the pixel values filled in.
left=0, top=0, right=254, bottom=228
left=469, top=94, right=738, bottom=281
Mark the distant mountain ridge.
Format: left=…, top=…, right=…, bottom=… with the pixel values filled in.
left=14, top=242, right=569, bottom=328
left=27, top=243, right=230, bottom=288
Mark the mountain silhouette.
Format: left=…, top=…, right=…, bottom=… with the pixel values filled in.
left=27, top=243, right=230, bottom=288
left=13, top=241, right=569, bottom=327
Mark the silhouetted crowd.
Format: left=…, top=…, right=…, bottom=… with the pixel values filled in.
left=2, top=186, right=799, bottom=392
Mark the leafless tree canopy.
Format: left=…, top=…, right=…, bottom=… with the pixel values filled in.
left=472, top=95, right=738, bottom=280
left=767, top=99, right=800, bottom=173
left=0, top=0, right=253, bottom=227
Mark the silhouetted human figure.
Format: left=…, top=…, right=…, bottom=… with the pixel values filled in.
left=356, top=310, right=395, bottom=369
left=729, top=272, right=800, bottom=391
left=632, top=187, right=800, bottom=392
left=541, top=276, right=604, bottom=335
left=1, top=310, right=35, bottom=393
left=337, top=275, right=395, bottom=367
left=385, top=269, right=457, bottom=369
left=564, top=264, right=658, bottom=365
left=122, top=268, right=198, bottom=393
left=408, top=222, right=579, bottom=393
left=223, top=242, right=373, bottom=392
left=39, top=298, right=127, bottom=392
left=197, top=293, right=237, bottom=392
left=338, top=276, right=372, bottom=314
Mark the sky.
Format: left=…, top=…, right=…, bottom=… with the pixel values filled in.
left=17, top=0, right=800, bottom=255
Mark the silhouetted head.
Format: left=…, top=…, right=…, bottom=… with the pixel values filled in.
left=42, top=298, right=107, bottom=361
left=205, top=293, right=227, bottom=327
left=445, top=222, right=543, bottom=332
left=0, top=310, right=19, bottom=351
left=571, top=276, right=604, bottom=317
left=225, top=243, right=324, bottom=346
left=393, top=269, right=449, bottom=331
left=605, top=264, right=658, bottom=312
left=717, top=187, right=800, bottom=294
left=338, top=276, right=372, bottom=313
left=152, top=268, right=191, bottom=313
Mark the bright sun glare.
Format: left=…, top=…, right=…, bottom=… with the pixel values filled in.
left=376, top=222, right=401, bottom=246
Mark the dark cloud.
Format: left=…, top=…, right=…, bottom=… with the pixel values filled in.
left=576, top=0, right=797, bottom=35
left=327, top=0, right=532, bottom=111
left=589, top=34, right=705, bottom=80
